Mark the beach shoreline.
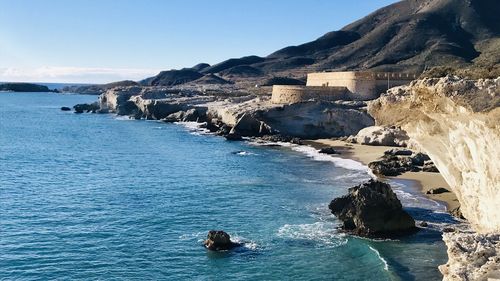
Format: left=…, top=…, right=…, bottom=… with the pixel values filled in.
left=305, top=139, right=460, bottom=212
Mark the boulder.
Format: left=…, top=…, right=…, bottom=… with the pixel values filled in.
left=450, top=206, right=466, bottom=220
left=73, top=102, right=99, bottom=114
left=410, top=152, right=430, bottom=166
left=224, top=133, right=243, bottom=141
left=183, top=108, right=207, bottom=122
left=319, top=147, right=339, bottom=155
left=230, top=113, right=272, bottom=137
left=163, top=111, right=185, bottom=123
left=328, top=179, right=416, bottom=237
left=260, top=134, right=302, bottom=144
left=355, top=126, right=410, bottom=147
left=60, top=106, right=71, bottom=111
left=384, top=148, right=413, bottom=156
left=422, top=161, right=439, bottom=172
left=426, top=187, right=450, bottom=195
left=368, top=155, right=417, bottom=176
left=204, top=230, right=239, bottom=251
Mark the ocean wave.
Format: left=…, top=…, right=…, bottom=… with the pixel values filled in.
left=178, top=232, right=206, bottom=242
left=368, top=246, right=389, bottom=271
left=277, top=222, right=347, bottom=248
left=230, top=235, right=261, bottom=251
left=232, top=151, right=257, bottom=156
left=174, top=121, right=211, bottom=135
left=113, top=115, right=133, bottom=121
left=291, top=145, right=373, bottom=174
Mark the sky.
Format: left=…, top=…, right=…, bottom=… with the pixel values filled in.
left=0, top=0, right=398, bottom=83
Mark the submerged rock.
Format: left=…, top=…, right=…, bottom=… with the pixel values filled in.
left=60, top=106, right=71, bottom=111
left=328, top=179, right=416, bottom=237
left=204, top=230, right=239, bottom=251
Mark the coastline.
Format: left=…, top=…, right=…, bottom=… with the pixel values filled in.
left=305, top=139, right=459, bottom=211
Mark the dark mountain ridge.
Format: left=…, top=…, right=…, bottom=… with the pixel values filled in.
left=140, top=0, right=500, bottom=86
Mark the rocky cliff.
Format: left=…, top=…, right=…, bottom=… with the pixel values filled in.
left=368, top=76, right=499, bottom=281
left=96, top=86, right=373, bottom=139
left=368, top=76, right=499, bottom=233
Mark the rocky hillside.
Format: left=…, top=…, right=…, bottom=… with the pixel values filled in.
left=141, top=0, right=499, bottom=86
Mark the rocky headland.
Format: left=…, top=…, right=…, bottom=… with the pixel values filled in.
left=92, top=85, right=374, bottom=139
left=0, top=83, right=56, bottom=93
left=368, top=76, right=500, bottom=280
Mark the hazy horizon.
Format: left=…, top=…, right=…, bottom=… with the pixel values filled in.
left=0, top=0, right=398, bottom=84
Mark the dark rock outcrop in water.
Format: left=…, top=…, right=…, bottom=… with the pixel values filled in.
left=73, top=102, right=100, bottom=114
left=329, top=180, right=416, bottom=237
left=60, top=106, right=71, bottom=111
left=204, top=230, right=240, bottom=251
left=0, top=83, right=54, bottom=93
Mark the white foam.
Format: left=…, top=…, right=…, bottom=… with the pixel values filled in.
left=230, top=235, right=260, bottom=251
left=277, top=222, right=347, bottom=248
left=178, top=232, right=205, bottom=241
left=369, top=245, right=389, bottom=271
left=234, top=151, right=257, bottom=156
left=291, top=145, right=374, bottom=174
left=113, top=115, right=133, bottom=121
left=174, top=121, right=211, bottom=135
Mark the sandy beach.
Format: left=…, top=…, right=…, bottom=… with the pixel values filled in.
left=306, top=139, right=460, bottom=212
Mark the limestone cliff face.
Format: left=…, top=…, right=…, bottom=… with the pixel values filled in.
left=98, top=86, right=374, bottom=139
left=368, top=76, right=500, bottom=233
left=439, top=231, right=500, bottom=281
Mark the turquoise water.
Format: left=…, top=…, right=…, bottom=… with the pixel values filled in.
left=0, top=92, right=454, bottom=280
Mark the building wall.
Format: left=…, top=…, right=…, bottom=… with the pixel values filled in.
left=307, top=71, right=416, bottom=100
left=271, top=85, right=349, bottom=104
left=272, top=71, right=418, bottom=104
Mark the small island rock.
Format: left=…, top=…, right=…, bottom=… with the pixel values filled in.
left=328, top=179, right=416, bottom=237
left=204, top=230, right=239, bottom=251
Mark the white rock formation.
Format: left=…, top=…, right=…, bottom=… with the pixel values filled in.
left=368, top=76, right=500, bottom=234
left=354, top=125, right=410, bottom=147
left=368, top=76, right=500, bottom=280
left=439, top=231, right=500, bottom=281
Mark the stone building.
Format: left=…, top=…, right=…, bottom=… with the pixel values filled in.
left=271, top=71, right=417, bottom=104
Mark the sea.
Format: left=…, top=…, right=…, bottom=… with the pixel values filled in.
left=0, top=92, right=458, bottom=280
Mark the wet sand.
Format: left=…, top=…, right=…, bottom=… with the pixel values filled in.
left=306, top=139, right=459, bottom=211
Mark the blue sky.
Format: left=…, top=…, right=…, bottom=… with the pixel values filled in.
left=0, top=0, right=398, bottom=83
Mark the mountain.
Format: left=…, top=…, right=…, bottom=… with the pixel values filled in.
left=142, top=0, right=500, bottom=86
